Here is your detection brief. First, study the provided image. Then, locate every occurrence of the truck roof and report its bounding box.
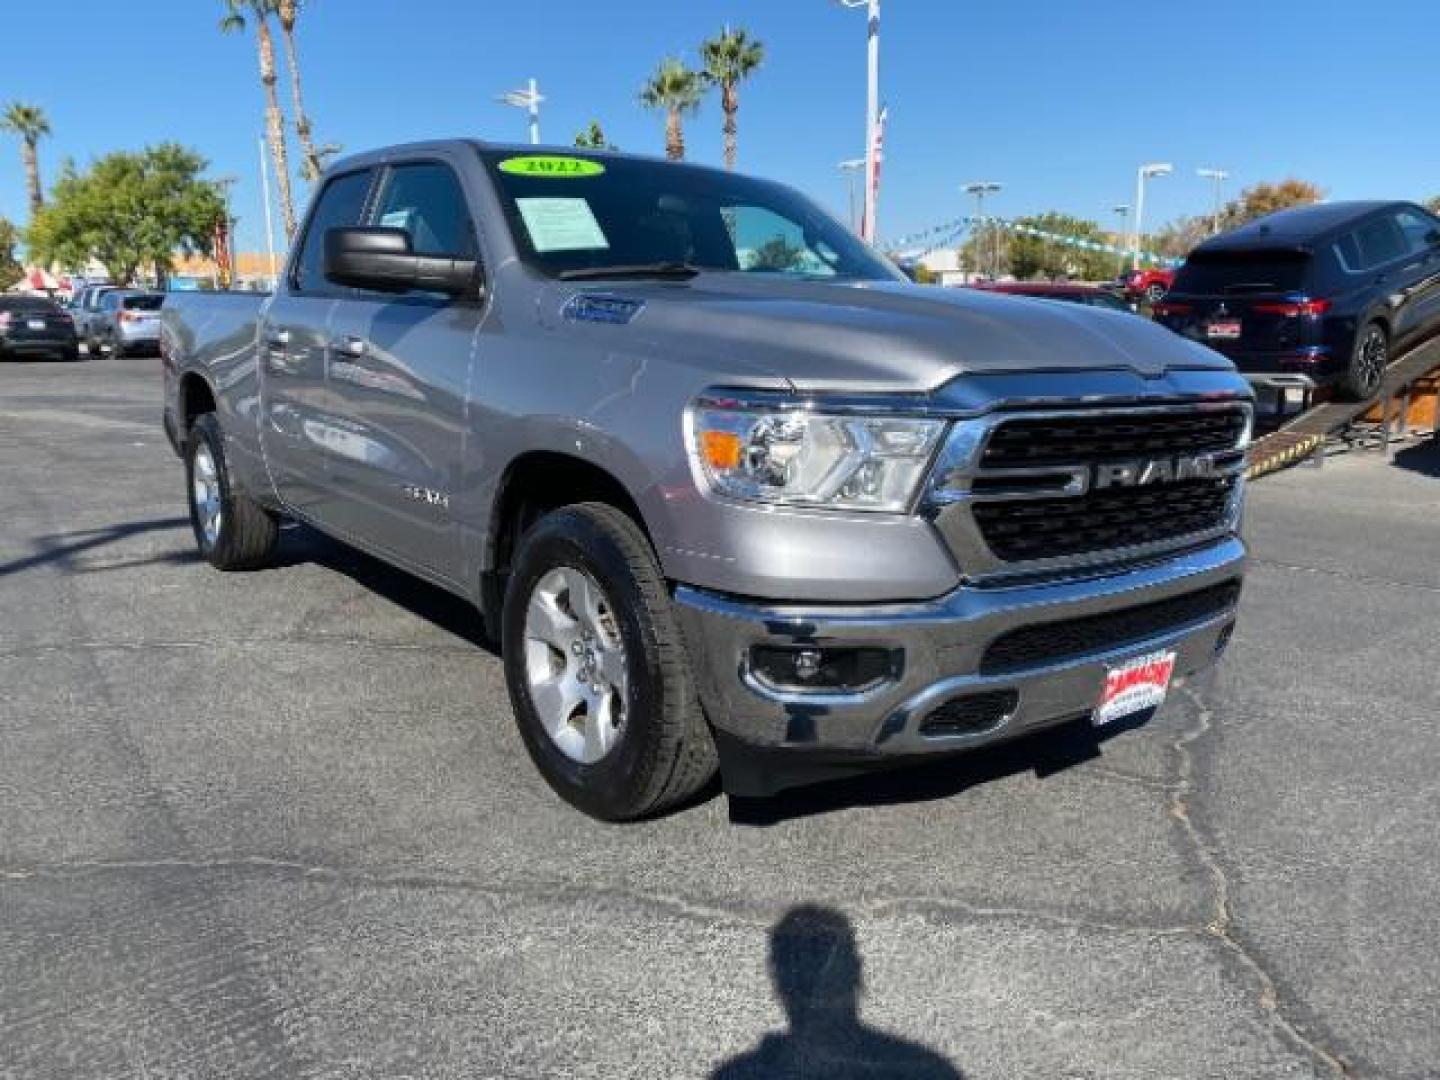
[323,138,761,184]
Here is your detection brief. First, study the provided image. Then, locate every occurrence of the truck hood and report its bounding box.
[556,275,1232,393]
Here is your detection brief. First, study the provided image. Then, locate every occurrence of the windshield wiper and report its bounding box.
[557,261,702,281]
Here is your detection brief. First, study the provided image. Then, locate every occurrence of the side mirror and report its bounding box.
[324,226,481,298]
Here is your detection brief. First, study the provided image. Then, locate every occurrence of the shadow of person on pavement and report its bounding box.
[710,905,963,1079]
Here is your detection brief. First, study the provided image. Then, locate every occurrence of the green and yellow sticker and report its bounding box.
[498,155,605,178]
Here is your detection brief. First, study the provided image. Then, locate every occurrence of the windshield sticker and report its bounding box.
[499,155,606,178]
[516,197,610,253]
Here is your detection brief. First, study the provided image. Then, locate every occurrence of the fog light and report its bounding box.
[748,646,900,694]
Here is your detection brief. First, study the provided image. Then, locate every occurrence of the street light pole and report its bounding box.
[963,182,1002,279]
[1132,162,1173,271]
[839,158,866,232]
[1197,167,1230,234]
[838,0,880,243]
[498,78,545,145]
[1112,204,1130,278]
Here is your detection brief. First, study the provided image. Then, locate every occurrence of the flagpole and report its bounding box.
[259,136,279,289]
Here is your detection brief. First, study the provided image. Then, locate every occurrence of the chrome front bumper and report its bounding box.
[673,536,1245,793]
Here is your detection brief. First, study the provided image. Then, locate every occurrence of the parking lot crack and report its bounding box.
[1250,556,1440,595]
[1170,686,1352,1077]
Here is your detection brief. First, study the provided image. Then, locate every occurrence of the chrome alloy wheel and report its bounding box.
[191,442,223,549]
[523,566,629,764]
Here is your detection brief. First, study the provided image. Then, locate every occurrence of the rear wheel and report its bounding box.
[1145,282,1167,303]
[184,413,278,570]
[501,502,716,821]
[1341,321,1387,400]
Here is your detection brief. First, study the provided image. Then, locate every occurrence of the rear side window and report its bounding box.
[122,295,163,311]
[293,169,374,295]
[1354,216,1406,268]
[371,162,477,258]
[1171,252,1311,295]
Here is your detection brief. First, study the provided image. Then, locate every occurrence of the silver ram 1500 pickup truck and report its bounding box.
[162,140,1251,820]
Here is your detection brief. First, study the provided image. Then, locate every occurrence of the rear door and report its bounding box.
[320,156,485,583]
[258,167,375,518]
[1387,207,1440,343]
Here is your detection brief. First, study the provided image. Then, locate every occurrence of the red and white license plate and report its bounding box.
[1206,320,1241,340]
[1094,649,1177,727]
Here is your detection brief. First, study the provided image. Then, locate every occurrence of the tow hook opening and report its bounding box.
[918,689,1019,739]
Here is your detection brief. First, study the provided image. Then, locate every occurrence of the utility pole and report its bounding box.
[499,78,545,145]
[837,0,880,242]
[963,182,1002,279]
[839,158,865,232]
[1197,167,1230,234]
[1132,162,1172,270]
[1112,204,1130,277]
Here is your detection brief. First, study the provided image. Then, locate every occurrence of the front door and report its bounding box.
[258,167,374,518]
[321,158,485,584]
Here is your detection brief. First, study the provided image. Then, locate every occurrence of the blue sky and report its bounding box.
[3,0,1436,258]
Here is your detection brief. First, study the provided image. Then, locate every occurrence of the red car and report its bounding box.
[1118,267,1175,303]
[965,281,1133,312]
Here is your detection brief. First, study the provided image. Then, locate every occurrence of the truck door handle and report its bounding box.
[331,335,366,357]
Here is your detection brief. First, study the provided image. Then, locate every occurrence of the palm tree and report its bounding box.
[639,58,704,162]
[1,102,50,220]
[220,0,297,238]
[700,27,764,171]
[274,0,327,182]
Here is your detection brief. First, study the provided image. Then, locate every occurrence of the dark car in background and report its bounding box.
[0,295,80,362]
[1154,201,1440,399]
[967,281,1135,312]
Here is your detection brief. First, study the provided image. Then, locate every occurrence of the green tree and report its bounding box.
[700,26,764,171]
[220,0,297,238]
[1006,212,1114,280]
[958,222,1011,279]
[27,145,226,286]
[1,102,50,220]
[639,58,704,161]
[1148,215,1212,260]
[574,121,616,150]
[1218,178,1324,230]
[0,216,23,291]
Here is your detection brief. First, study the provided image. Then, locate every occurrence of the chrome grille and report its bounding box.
[928,402,1250,577]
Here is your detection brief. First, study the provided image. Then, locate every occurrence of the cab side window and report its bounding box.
[292,169,374,296]
[371,163,477,259]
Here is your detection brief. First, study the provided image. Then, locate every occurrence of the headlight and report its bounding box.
[687,400,946,512]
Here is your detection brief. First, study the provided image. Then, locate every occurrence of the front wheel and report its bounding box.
[501,502,716,821]
[1341,322,1387,401]
[184,413,278,570]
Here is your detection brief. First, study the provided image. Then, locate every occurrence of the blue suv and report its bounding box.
[1154,201,1440,399]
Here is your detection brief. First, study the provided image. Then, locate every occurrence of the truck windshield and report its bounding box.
[479,149,900,283]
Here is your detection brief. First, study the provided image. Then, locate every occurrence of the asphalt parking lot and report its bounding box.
[2,352,1438,1079]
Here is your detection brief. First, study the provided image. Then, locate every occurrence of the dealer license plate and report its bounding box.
[1206,320,1241,340]
[1094,649,1177,727]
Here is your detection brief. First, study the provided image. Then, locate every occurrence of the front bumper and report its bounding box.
[674,535,1244,795]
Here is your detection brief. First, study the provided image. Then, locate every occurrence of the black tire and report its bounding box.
[1340,321,1387,401]
[501,502,717,821]
[64,347,82,363]
[1145,283,1167,303]
[184,412,278,570]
